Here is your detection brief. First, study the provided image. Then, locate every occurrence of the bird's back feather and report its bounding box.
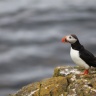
[79,48,96,67]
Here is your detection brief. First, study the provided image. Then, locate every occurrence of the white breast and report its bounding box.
[70,47,89,69]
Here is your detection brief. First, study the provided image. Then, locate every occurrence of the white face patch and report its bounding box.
[66,35,77,44]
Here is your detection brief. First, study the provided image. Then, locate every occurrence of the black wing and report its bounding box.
[79,48,96,67]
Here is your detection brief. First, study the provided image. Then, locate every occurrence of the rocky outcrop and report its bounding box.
[10,66,96,96]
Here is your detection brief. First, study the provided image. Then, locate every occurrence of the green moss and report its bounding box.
[39,77,68,96]
[11,82,40,96]
[53,67,61,77]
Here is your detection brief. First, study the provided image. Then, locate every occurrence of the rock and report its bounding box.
[10,66,96,96]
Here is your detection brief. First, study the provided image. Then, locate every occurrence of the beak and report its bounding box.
[61,36,67,43]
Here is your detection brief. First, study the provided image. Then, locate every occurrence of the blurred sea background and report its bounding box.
[0,0,96,96]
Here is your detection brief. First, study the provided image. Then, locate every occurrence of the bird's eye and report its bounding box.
[69,36,71,39]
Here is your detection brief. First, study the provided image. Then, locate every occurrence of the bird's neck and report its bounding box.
[71,40,84,50]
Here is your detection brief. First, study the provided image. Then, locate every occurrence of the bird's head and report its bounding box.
[61,34,78,44]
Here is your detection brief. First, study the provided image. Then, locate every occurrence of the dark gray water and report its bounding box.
[0,0,96,96]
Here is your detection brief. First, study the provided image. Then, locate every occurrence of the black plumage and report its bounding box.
[71,39,96,68]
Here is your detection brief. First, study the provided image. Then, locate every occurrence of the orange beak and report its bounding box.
[61,36,67,43]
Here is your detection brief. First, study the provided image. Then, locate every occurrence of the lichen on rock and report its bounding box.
[10,66,96,96]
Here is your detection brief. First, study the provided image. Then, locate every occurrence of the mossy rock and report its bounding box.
[10,77,68,96]
[40,77,68,96]
[10,66,96,96]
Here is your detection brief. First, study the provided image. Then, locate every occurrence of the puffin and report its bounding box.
[61,34,96,75]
